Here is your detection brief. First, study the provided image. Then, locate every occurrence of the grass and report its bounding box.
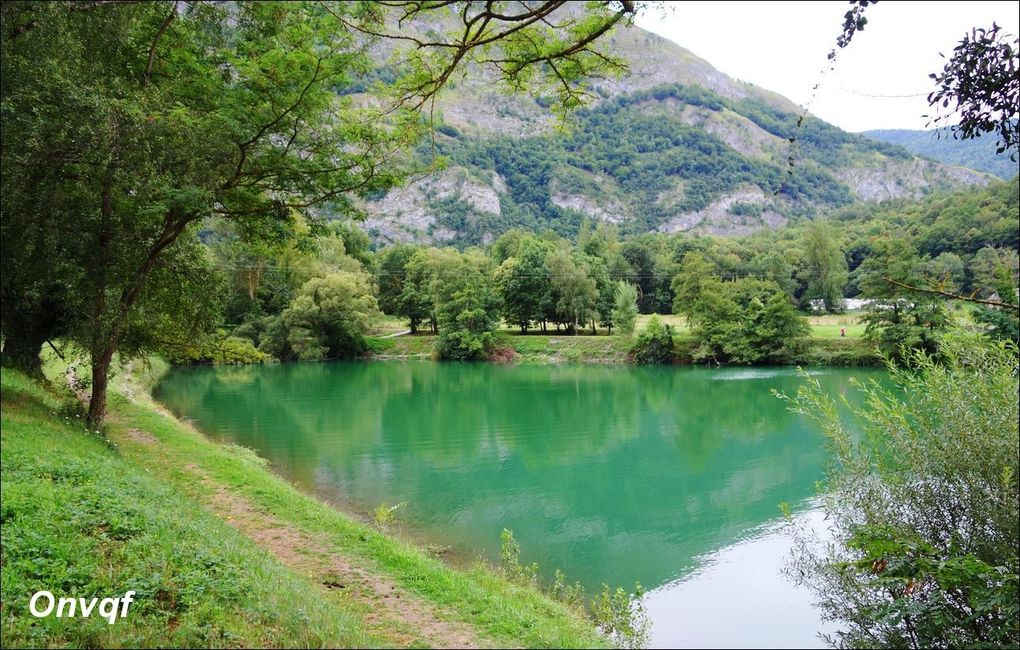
[0,370,373,648]
[367,314,412,337]
[1,362,609,648]
[805,312,866,340]
[500,334,632,364]
[369,311,876,365]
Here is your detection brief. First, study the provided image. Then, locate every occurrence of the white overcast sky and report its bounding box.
[634,1,1020,132]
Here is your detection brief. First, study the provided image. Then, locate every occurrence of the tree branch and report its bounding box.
[141,1,177,88]
[884,277,1019,312]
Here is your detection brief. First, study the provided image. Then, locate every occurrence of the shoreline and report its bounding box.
[0,356,609,649]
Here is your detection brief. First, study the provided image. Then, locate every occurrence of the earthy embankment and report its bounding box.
[0,361,607,649]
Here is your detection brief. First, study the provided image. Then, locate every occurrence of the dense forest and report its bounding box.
[865,126,1020,179]
[192,176,1019,366]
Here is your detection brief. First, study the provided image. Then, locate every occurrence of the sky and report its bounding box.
[634,1,1020,133]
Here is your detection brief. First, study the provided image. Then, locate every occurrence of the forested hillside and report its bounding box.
[358,20,993,247]
[864,127,1019,179]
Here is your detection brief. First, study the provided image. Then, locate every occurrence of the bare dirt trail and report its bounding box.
[108,427,488,649]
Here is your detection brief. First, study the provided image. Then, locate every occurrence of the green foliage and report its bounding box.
[377,244,423,331]
[589,584,651,650]
[671,251,715,318]
[631,315,675,364]
[161,334,271,366]
[372,501,407,534]
[745,292,812,362]
[495,235,554,332]
[611,282,639,335]
[927,24,1019,159]
[547,248,598,332]
[687,278,810,364]
[434,80,875,244]
[798,220,849,313]
[433,251,501,360]
[401,249,440,334]
[783,337,1019,648]
[500,529,539,587]
[281,271,380,360]
[0,371,370,648]
[856,238,950,360]
[551,570,586,611]
[499,528,648,649]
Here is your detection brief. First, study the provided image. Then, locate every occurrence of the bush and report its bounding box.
[631,315,675,364]
[782,335,1019,648]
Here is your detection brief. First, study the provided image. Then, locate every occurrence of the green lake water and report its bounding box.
[155,361,883,648]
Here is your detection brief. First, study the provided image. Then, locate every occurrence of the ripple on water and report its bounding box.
[710,369,827,381]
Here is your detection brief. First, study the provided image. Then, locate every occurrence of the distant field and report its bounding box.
[635,313,688,331]
[377,311,870,347]
[807,312,866,339]
[368,314,411,336]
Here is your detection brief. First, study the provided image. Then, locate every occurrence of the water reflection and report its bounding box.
[156,361,879,600]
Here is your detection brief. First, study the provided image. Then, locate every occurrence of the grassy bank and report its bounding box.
[368,311,881,367]
[0,364,608,648]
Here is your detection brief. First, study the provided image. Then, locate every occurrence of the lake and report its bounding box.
[155,360,883,648]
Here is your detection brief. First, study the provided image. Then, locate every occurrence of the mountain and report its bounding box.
[358,19,993,247]
[862,128,1019,180]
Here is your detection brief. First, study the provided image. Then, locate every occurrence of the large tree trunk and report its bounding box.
[86,347,114,427]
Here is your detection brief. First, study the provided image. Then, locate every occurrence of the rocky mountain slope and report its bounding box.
[358,18,992,247]
[863,128,1019,180]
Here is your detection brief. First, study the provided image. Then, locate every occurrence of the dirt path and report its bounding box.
[115,431,487,648]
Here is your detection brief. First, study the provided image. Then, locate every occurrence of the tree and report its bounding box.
[631,315,675,364]
[0,0,638,424]
[587,257,614,334]
[671,251,715,320]
[376,244,420,330]
[546,248,598,334]
[402,249,440,334]
[281,271,379,360]
[798,220,848,313]
[745,291,811,363]
[433,251,501,360]
[687,277,809,365]
[927,24,1020,159]
[856,237,949,360]
[494,235,553,333]
[611,281,639,336]
[783,336,1019,649]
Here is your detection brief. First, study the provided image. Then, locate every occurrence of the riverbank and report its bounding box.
[363,311,880,366]
[0,361,608,648]
[369,330,882,366]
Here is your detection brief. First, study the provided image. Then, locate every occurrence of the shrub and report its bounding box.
[631,315,675,364]
[781,335,1019,648]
